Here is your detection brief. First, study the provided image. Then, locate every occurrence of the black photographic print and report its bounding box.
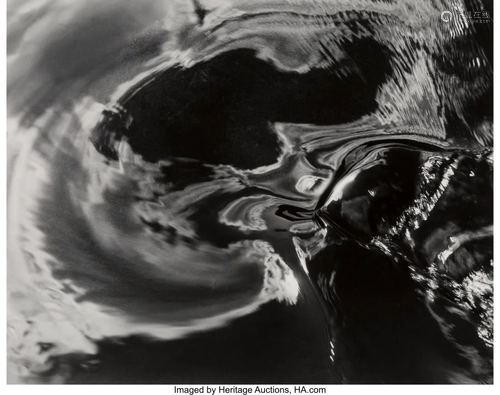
[6,0,493,385]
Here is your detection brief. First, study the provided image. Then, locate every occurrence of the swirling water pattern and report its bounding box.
[7,0,492,383]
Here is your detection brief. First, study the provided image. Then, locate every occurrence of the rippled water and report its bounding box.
[7,0,493,384]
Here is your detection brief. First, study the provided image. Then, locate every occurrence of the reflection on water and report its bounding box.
[7,0,492,384]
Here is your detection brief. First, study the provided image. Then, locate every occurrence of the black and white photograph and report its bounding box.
[5,0,494,385]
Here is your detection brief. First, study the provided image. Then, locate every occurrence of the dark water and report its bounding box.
[7,0,493,384]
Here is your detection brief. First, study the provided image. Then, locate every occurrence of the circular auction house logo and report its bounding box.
[441,10,453,22]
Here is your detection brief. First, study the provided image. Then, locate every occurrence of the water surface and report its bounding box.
[7,0,493,384]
